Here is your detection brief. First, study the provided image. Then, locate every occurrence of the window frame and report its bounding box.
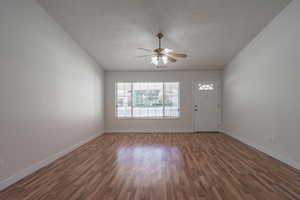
[115,81,180,119]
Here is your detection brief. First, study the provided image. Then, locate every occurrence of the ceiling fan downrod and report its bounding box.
[157,33,163,50]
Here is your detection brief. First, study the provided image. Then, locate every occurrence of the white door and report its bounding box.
[193,81,221,132]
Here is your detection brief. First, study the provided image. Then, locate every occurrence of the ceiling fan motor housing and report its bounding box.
[157,33,164,39]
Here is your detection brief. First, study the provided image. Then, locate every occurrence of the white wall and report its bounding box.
[105,70,221,132]
[0,0,104,189]
[222,0,300,169]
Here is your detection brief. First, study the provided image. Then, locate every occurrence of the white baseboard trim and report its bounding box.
[0,131,104,191]
[104,130,195,133]
[221,131,300,171]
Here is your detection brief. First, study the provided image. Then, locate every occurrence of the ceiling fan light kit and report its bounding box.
[138,33,187,68]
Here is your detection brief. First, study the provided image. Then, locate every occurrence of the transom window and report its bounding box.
[116,82,180,118]
[198,83,214,91]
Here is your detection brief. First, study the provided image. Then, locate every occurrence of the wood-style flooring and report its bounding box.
[0,133,300,200]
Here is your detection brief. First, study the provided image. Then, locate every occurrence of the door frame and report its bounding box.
[192,80,221,132]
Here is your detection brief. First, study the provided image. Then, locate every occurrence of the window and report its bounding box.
[198,83,214,91]
[116,82,180,118]
[116,82,132,117]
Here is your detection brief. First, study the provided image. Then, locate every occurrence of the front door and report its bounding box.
[193,81,221,132]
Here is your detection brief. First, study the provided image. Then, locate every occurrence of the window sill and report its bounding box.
[116,117,180,120]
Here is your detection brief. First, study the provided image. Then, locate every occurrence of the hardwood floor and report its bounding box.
[1,133,300,200]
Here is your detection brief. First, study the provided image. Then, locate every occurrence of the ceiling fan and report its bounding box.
[138,33,187,68]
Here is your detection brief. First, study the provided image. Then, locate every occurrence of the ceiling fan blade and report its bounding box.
[169,52,187,58]
[166,55,177,63]
[137,54,155,58]
[138,48,153,52]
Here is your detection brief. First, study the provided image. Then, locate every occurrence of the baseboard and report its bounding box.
[104,130,195,133]
[221,131,300,171]
[0,131,104,191]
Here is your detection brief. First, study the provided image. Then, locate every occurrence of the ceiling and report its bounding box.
[38,0,290,71]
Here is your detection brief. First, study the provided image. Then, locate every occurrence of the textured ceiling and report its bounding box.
[38,0,290,71]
